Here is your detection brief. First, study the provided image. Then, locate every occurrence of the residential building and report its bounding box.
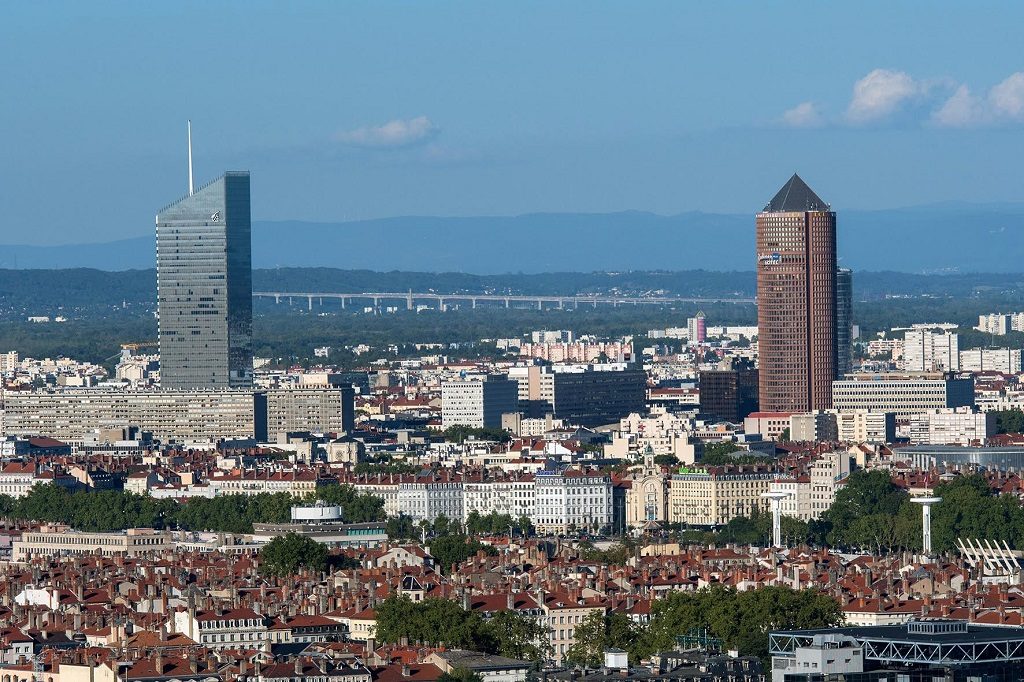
[960,348,1022,374]
[903,329,959,372]
[756,174,837,412]
[262,387,355,438]
[770,451,850,522]
[789,412,838,442]
[13,526,173,562]
[835,410,895,443]
[687,312,706,344]
[831,373,974,419]
[157,170,252,389]
[462,475,535,524]
[909,407,995,445]
[534,470,613,534]
[172,607,268,651]
[668,468,774,526]
[442,375,519,429]
[743,412,794,440]
[1,388,257,444]
[398,474,464,523]
[977,313,1012,336]
[209,469,334,497]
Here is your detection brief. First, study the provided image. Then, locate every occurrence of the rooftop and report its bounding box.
[763,173,829,213]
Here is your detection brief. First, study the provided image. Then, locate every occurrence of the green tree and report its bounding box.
[993,409,1024,434]
[565,612,640,667]
[822,470,908,547]
[387,513,418,540]
[258,533,328,577]
[653,454,679,466]
[429,534,497,573]
[486,610,551,662]
[311,484,386,523]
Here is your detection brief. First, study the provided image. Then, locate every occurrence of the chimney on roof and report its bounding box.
[402,664,411,678]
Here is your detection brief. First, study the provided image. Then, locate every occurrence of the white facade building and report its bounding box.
[441,375,519,429]
[533,470,612,534]
[908,408,995,445]
[398,478,464,522]
[959,348,1022,374]
[462,476,535,523]
[903,330,959,372]
[834,411,896,443]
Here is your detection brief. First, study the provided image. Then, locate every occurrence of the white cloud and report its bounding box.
[781,101,824,128]
[931,84,984,128]
[333,116,439,147]
[846,68,923,124]
[930,72,1024,127]
[989,72,1024,120]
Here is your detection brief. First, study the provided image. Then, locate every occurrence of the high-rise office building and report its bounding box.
[756,174,837,412]
[156,129,252,389]
[836,268,853,378]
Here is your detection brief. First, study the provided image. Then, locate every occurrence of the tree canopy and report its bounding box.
[258,533,328,576]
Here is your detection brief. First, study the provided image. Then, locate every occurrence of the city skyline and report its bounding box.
[5,2,1024,247]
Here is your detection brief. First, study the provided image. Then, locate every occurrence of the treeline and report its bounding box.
[0,483,386,534]
[678,471,1024,554]
[373,586,840,665]
[568,586,841,664]
[375,595,550,661]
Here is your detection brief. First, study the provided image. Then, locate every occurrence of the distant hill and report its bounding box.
[6,203,1024,273]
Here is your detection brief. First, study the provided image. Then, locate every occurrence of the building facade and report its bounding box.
[835,268,853,378]
[262,387,355,438]
[699,367,758,423]
[756,174,837,412]
[668,469,773,527]
[156,171,253,389]
[2,388,257,444]
[903,330,959,372]
[831,374,974,419]
[534,470,613,534]
[441,376,519,429]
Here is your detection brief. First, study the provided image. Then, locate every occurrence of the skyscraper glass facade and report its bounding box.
[156,172,252,389]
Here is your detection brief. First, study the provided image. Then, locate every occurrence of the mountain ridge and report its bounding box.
[5,203,1024,273]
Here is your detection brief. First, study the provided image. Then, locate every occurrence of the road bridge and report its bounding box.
[253,291,755,311]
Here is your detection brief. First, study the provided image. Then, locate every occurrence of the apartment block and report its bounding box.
[959,348,1022,374]
[2,388,257,444]
[668,469,773,526]
[831,374,974,419]
[534,470,613,534]
[835,410,896,443]
[908,408,995,445]
[441,375,519,429]
[903,330,959,372]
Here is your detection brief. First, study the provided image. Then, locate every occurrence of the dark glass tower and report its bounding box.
[756,174,837,412]
[156,172,253,389]
[836,267,853,378]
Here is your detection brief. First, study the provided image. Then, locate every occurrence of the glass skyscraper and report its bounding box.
[156,171,253,389]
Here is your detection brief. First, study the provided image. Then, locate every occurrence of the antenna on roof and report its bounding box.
[187,120,195,197]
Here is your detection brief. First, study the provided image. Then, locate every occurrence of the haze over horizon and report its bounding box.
[6,2,1024,248]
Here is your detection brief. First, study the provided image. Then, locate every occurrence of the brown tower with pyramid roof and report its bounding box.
[756,174,837,412]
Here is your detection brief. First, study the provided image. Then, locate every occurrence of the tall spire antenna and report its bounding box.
[187,120,195,196]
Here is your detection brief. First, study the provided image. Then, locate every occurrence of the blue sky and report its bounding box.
[4,1,1024,244]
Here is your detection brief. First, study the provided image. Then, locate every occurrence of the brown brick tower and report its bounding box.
[756,174,837,412]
